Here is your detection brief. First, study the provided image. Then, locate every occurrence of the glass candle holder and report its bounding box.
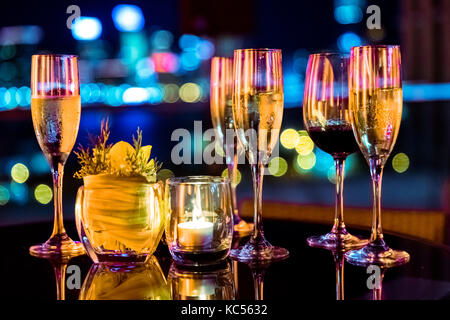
[168,261,235,300]
[165,176,234,266]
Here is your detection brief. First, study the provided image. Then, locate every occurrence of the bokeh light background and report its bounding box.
[0,0,448,229]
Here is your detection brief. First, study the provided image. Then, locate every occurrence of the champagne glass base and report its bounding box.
[344,242,410,267]
[30,233,85,258]
[307,231,368,250]
[230,239,289,263]
[234,220,254,237]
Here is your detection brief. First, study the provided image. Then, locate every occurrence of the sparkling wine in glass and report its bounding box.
[210,56,253,236]
[230,49,289,262]
[303,53,368,250]
[344,45,409,267]
[30,54,84,257]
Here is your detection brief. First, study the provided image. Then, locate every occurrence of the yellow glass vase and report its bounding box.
[75,174,164,264]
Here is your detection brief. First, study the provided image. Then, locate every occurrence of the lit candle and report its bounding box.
[178,220,213,247]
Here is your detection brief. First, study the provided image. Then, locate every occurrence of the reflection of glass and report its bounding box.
[79,256,170,300]
[210,57,253,236]
[168,262,235,300]
[345,45,409,267]
[250,264,267,300]
[371,268,386,300]
[30,54,84,257]
[303,53,367,250]
[332,250,345,300]
[230,49,289,263]
[165,176,234,266]
[75,178,165,264]
[30,253,76,300]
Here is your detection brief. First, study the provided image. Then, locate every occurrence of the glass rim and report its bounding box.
[351,45,400,50]
[211,56,232,61]
[32,54,78,59]
[234,48,281,53]
[166,175,229,186]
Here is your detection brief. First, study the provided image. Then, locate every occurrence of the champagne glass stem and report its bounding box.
[369,158,385,245]
[250,162,264,242]
[332,157,346,233]
[51,161,66,237]
[228,153,241,223]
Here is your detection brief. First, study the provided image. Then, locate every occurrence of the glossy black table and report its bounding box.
[2,220,450,300]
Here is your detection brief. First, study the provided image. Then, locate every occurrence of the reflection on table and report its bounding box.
[79,256,170,300]
[168,261,235,300]
[4,220,450,300]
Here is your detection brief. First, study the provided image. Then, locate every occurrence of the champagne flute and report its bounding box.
[303,53,368,250]
[30,54,84,257]
[230,49,289,262]
[344,45,409,267]
[210,56,253,236]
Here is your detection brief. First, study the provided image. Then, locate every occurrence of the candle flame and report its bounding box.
[192,185,204,222]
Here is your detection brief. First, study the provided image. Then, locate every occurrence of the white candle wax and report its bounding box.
[178,220,214,247]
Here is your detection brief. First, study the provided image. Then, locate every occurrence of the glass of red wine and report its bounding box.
[302,53,368,250]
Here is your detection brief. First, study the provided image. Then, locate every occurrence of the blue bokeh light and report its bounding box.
[284,73,303,107]
[30,153,49,174]
[72,17,102,41]
[151,30,173,50]
[180,51,201,71]
[112,4,145,32]
[10,182,28,205]
[337,32,362,53]
[179,34,200,51]
[195,40,215,60]
[334,5,363,24]
[123,87,150,104]
[312,148,334,177]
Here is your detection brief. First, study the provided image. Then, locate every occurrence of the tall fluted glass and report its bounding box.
[230,49,289,262]
[303,53,367,250]
[210,57,253,236]
[345,45,409,267]
[30,54,84,257]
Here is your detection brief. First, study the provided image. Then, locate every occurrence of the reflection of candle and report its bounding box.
[179,278,216,299]
[178,220,213,247]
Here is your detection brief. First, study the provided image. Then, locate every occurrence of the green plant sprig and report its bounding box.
[74,120,161,182]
